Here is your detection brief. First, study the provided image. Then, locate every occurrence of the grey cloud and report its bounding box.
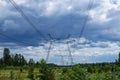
[0,0,120,64]
[0,37,119,64]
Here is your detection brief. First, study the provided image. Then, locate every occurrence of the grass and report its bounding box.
[0,66,120,80]
[0,69,30,80]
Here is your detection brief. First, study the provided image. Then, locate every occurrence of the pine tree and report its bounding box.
[118,52,120,62]
[28,66,34,80]
[39,59,55,80]
[3,48,12,66]
[13,54,19,66]
[21,55,27,66]
[0,58,4,67]
[28,58,35,66]
[13,53,27,66]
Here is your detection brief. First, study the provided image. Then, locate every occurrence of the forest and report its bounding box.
[0,48,120,80]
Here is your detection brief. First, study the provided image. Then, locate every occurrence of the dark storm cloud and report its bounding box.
[0,0,120,46]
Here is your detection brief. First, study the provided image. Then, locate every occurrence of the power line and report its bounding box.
[78,0,94,40]
[45,34,59,62]
[66,41,74,65]
[6,0,94,65]
[45,40,53,62]
[8,0,47,41]
[65,0,95,65]
[0,32,35,46]
[46,34,73,65]
[48,34,71,41]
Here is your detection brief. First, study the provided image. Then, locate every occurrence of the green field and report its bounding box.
[0,48,120,80]
[0,64,120,80]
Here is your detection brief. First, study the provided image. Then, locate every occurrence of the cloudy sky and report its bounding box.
[0,0,120,65]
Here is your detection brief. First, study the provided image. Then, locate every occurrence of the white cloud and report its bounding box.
[0,37,119,64]
[0,0,7,6]
[0,0,90,17]
[14,0,28,5]
[0,0,120,64]
[0,0,20,19]
[89,0,120,23]
[0,0,119,20]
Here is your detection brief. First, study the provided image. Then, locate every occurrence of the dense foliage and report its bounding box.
[0,48,27,67]
[0,48,120,80]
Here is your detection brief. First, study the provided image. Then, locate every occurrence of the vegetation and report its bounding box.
[0,48,120,80]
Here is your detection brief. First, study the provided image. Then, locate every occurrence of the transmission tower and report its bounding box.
[55,54,69,65]
[45,34,74,66]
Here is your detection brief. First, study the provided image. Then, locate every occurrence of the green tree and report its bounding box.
[0,58,4,67]
[28,66,34,80]
[60,68,74,80]
[28,58,35,66]
[28,58,35,80]
[18,54,27,66]
[87,65,95,73]
[38,59,55,80]
[3,48,12,66]
[118,52,120,63]
[72,65,87,80]
[13,54,19,66]
[20,55,27,66]
[13,54,27,66]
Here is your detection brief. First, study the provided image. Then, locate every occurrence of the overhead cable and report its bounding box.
[8,0,47,40]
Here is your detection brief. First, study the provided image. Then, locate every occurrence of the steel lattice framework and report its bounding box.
[0,0,94,65]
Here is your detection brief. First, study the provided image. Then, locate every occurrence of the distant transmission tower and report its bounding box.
[45,34,74,66]
[55,54,69,65]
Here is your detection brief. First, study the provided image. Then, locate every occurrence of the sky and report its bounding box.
[0,0,120,65]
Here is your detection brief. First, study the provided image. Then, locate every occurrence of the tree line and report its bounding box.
[0,48,120,80]
[0,48,40,67]
[0,48,56,80]
[0,48,120,67]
